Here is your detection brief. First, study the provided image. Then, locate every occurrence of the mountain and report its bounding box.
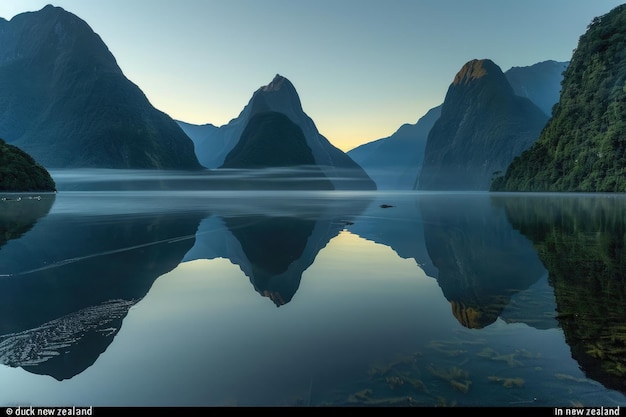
[345,60,564,190]
[492,5,626,192]
[0,138,56,191]
[0,5,202,169]
[347,105,442,190]
[505,60,569,117]
[177,74,376,190]
[416,59,549,191]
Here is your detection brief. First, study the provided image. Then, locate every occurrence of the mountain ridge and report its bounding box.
[505,60,569,117]
[347,105,442,190]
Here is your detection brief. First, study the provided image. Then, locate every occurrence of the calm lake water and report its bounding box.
[1,170,625,407]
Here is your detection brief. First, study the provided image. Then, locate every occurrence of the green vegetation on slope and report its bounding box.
[0,138,56,192]
[492,4,626,192]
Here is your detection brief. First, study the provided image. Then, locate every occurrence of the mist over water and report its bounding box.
[49,167,373,192]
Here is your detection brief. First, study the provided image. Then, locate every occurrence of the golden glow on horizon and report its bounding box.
[305,229,430,283]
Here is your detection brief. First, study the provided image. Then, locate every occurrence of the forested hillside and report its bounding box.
[0,138,55,192]
[492,4,626,192]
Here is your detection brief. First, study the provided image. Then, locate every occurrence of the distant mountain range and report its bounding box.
[505,60,569,118]
[3,2,624,193]
[347,106,442,190]
[0,6,373,190]
[0,5,202,170]
[349,60,566,190]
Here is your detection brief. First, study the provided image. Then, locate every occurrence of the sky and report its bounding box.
[0,1,624,152]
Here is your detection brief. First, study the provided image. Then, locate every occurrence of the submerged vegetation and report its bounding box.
[309,333,567,407]
[487,375,525,388]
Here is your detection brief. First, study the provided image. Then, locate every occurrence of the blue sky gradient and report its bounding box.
[1,0,624,151]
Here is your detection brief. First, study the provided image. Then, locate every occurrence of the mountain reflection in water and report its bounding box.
[500,194,626,394]
[0,175,625,407]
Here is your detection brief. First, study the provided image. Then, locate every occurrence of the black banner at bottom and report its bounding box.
[0,406,623,414]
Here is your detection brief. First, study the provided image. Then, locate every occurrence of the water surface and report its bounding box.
[1,173,625,407]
